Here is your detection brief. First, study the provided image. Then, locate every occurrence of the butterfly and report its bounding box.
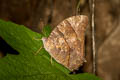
[42,15,88,71]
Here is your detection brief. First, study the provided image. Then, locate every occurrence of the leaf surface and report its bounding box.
[0,20,101,80]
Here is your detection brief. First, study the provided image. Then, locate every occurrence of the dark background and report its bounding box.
[0,0,120,80]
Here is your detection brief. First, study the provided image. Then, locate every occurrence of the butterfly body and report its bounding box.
[42,15,88,71]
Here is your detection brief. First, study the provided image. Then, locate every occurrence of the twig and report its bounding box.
[91,0,96,74]
[76,0,81,15]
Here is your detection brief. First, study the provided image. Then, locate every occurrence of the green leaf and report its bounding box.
[42,25,52,37]
[0,19,101,80]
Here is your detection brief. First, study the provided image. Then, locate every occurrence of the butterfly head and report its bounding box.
[41,37,48,44]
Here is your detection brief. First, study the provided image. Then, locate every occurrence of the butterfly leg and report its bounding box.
[32,37,42,41]
[34,46,43,55]
[50,56,53,65]
[32,37,43,55]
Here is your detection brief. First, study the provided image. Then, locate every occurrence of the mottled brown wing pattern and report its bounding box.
[42,27,70,68]
[42,15,88,71]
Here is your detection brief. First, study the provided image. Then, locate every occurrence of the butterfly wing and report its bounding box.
[43,27,70,68]
[64,15,88,70]
[43,15,88,71]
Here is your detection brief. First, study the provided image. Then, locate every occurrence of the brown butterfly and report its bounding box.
[42,15,88,71]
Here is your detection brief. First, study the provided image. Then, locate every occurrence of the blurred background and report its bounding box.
[0,0,120,80]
